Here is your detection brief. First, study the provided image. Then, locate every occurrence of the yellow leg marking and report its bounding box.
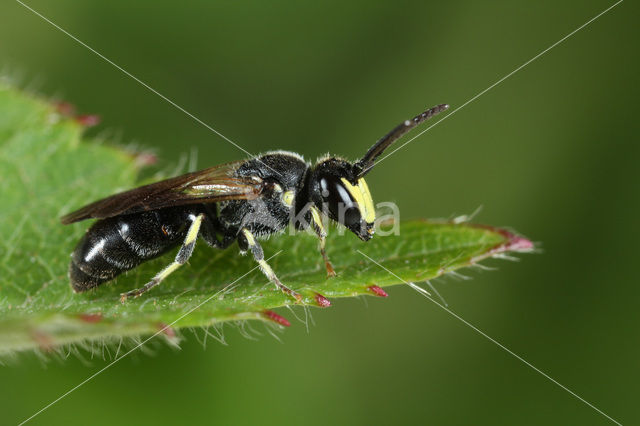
[185,214,203,244]
[241,228,256,247]
[120,260,183,303]
[242,228,301,302]
[310,206,326,236]
[259,258,301,302]
[157,262,181,281]
[258,259,276,280]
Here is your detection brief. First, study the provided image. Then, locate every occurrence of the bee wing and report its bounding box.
[61,161,263,224]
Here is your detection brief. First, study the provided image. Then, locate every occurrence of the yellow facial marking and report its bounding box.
[357,178,376,223]
[340,178,376,223]
[282,190,295,207]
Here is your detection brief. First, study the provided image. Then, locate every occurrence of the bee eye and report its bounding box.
[319,175,361,228]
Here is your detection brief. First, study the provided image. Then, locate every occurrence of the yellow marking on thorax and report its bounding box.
[340,177,376,223]
[282,190,295,207]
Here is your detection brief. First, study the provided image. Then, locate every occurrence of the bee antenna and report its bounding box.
[353,103,449,178]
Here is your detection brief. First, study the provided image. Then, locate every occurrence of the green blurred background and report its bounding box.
[1,0,638,424]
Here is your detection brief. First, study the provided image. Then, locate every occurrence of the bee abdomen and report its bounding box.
[69,209,188,292]
[69,259,115,292]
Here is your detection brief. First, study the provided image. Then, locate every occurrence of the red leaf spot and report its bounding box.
[31,331,54,352]
[54,101,76,116]
[78,313,103,323]
[367,285,388,297]
[75,114,101,127]
[157,322,176,338]
[262,310,290,327]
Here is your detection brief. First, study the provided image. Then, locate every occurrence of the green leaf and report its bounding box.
[0,83,532,355]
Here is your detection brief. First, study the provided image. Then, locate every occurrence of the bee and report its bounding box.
[62,104,449,302]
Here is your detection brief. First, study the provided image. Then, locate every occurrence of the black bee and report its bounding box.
[62,104,448,302]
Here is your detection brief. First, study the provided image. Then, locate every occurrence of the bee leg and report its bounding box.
[239,228,302,303]
[310,206,335,277]
[120,213,204,302]
[318,236,335,277]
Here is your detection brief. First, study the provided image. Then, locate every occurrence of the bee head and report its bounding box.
[310,158,375,241]
[307,104,449,241]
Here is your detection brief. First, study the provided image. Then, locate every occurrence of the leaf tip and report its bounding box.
[263,310,291,327]
[314,293,331,308]
[471,224,534,253]
[367,285,388,297]
[506,236,533,252]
